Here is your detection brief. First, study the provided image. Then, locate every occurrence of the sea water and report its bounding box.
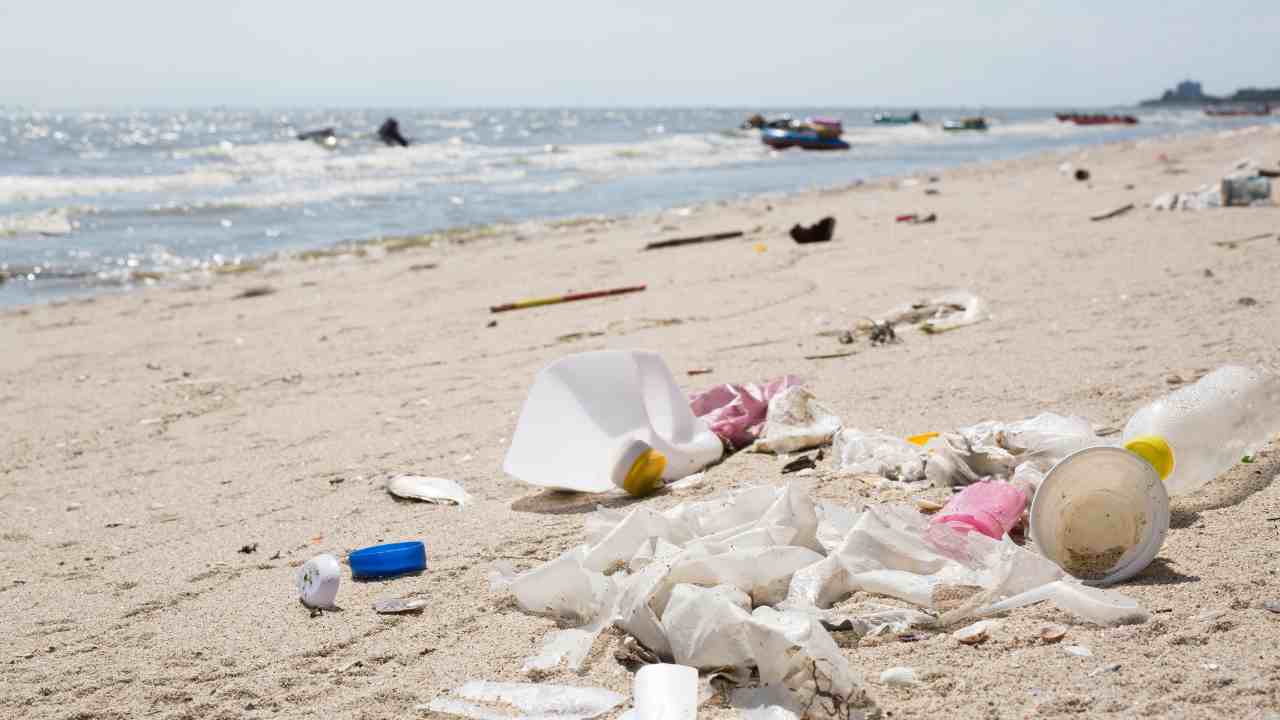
[0,106,1274,306]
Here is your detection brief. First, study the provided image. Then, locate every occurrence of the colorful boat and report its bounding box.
[761,128,850,150]
[873,112,922,125]
[942,117,988,132]
[1205,104,1271,117]
[1057,113,1138,125]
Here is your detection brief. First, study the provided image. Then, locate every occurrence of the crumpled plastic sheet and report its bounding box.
[880,290,990,334]
[493,482,1146,719]
[781,503,1147,626]
[689,376,801,450]
[752,386,842,454]
[918,290,990,333]
[924,412,1100,488]
[422,681,626,720]
[1152,186,1222,211]
[834,430,925,482]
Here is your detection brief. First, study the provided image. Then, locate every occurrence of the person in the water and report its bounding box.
[377,118,409,147]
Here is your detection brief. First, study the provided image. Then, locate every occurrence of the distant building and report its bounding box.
[1162,80,1207,103]
[1140,79,1217,106]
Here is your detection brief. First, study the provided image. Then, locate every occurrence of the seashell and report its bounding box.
[1039,623,1068,643]
[954,619,999,645]
[915,498,945,514]
[386,475,472,506]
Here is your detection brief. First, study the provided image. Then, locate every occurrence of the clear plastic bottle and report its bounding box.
[1122,365,1280,496]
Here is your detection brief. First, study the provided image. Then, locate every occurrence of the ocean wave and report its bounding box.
[0,170,236,203]
[0,208,75,236]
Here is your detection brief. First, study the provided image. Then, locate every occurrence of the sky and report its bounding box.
[2,1,1278,108]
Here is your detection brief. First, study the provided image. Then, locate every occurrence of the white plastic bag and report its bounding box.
[752,387,842,454]
[834,430,925,482]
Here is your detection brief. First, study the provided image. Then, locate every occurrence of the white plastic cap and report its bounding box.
[298,553,342,609]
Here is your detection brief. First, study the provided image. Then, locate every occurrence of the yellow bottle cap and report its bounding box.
[1123,435,1174,480]
[613,440,668,497]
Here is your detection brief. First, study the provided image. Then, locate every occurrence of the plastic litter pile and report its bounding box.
[490,481,1146,719]
[429,354,1280,719]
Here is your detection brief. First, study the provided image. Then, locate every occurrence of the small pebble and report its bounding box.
[1088,663,1121,677]
[1201,662,1220,671]
[954,620,999,645]
[1064,645,1092,657]
[1262,599,1279,614]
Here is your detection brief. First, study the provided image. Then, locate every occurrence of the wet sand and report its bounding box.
[2,125,1279,719]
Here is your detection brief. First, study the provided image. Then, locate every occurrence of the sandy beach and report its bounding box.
[3,125,1280,719]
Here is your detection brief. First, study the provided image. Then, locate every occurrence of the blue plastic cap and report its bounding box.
[348,541,427,579]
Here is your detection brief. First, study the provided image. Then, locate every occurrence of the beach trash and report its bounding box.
[422,681,625,720]
[930,479,1028,539]
[751,386,842,454]
[1122,365,1280,496]
[979,580,1147,624]
[1029,440,1171,584]
[297,553,341,609]
[385,475,472,506]
[834,429,925,481]
[789,216,835,244]
[690,375,800,449]
[634,664,697,720]
[348,540,427,580]
[1221,175,1272,206]
[505,351,724,495]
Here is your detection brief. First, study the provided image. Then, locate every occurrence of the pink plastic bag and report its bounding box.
[930,479,1028,539]
[689,376,801,450]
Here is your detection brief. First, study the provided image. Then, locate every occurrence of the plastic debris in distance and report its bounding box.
[504,351,724,494]
[422,681,625,720]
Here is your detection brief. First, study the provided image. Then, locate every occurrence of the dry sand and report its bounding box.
[3,125,1280,719]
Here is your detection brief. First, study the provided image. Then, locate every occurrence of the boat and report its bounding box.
[741,113,797,129]
[1057,113,1138,125]
[942,117,988,132]
[761,128,850,150]
[1204,104,1271,117]
[873,112,922,125]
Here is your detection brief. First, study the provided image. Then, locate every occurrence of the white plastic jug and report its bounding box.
[504,350,724,495]
[1122,365,1280,496]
